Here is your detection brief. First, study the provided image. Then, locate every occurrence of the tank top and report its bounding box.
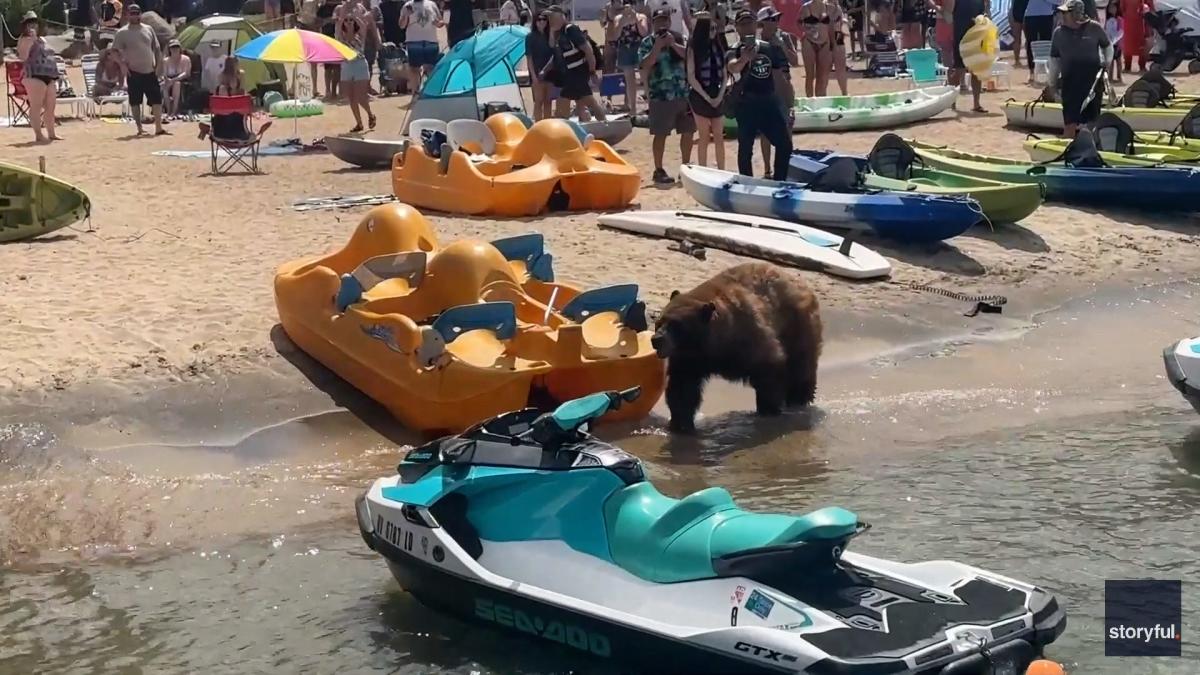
[24,38,59,80]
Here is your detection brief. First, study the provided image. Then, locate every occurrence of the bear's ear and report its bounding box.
[700,302,717,322]
[669,290,680,300]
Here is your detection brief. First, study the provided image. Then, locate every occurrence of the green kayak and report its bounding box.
[790,135,1045,224]
[0,161,91,243]
[1023,138,1198,166]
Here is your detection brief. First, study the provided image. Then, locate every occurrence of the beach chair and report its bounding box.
[902,48,946,85]
[1031,41,1053,84]
[80,53,129,117]
[206,95,272,175]
[53,59,92,119]
[4,61,30,126]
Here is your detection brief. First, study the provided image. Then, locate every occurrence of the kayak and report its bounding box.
[1002,100,1189,132]
[679,163,983,242]
[906,139,1200,210]
[1022,137,1200,166]
[724,85,956,134]
[1134,131,1200,151]
[0,160,92,243]
[790,148,1044,224]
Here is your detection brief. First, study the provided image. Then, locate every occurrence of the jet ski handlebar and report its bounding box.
[527,387,641,449]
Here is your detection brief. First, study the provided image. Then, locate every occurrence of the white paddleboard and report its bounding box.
[598,210,892,280]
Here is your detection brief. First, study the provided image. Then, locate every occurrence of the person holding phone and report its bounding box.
[639,8,694,185]
[726,8,792,180]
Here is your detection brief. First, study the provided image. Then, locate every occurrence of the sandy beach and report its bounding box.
[4,47,1199,406]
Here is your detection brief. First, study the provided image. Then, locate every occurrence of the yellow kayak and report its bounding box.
[1022,138,1196,166]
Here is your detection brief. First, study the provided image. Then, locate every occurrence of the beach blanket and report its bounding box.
[292,195,396,212]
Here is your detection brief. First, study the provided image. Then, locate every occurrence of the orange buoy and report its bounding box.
[1026,659,1066,675]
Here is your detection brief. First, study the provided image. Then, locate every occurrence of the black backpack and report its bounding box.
[806,157,865,193]
[1061,129,1107,168]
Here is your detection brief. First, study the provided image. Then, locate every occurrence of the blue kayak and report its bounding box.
[679,163,984,243]
[907,138,1200,210]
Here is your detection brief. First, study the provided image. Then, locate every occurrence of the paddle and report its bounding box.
[665,210,856,253]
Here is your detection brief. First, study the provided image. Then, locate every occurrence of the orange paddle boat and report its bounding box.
[274,202,664,434]
[391,114,640,217]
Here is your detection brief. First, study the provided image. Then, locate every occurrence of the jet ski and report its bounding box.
[1164,337,1200,413]
[356,388,1068,674]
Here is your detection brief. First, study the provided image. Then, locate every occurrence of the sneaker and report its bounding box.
[652,169,674,185]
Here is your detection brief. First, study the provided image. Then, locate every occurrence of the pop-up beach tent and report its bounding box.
[404,25,530,134]
[178,14,287,94]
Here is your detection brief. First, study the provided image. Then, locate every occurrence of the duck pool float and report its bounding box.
[391,113,640,217]
[274,203,664,434]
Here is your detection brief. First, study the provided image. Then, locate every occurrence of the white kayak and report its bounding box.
[725,86,958,133]
[575,113,633,146]
[1002,100,1189,132]
[324,135,409,168]
[598,210,892,280]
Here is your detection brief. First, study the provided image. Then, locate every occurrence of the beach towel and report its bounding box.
[291,195,397,212]
[154,146,301,158]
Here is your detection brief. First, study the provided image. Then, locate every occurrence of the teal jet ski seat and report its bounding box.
[603,482,860,583]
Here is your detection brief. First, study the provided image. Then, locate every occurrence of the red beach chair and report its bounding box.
[5,61,30,127]
[206,94,272,175]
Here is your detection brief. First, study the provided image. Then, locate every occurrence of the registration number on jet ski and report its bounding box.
[474,599,612,657]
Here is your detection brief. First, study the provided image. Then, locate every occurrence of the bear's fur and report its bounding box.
[651,263,822,433]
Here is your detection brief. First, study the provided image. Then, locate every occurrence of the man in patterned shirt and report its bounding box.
[639,8,695,185]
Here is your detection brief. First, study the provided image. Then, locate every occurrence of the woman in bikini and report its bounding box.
[799,0,840,97]
[16,11,61,144]
[161,40,191,119]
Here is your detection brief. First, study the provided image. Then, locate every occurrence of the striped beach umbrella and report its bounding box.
[234,28,358,64]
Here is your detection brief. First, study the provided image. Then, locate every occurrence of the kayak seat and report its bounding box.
[868,133,919,180]
[1092,112,1135,154]
[1178,101,1200,139]
[1061,128,1107,168]
[1121,78,1163,108]
[490,232,555,282]
[603,481,860,583]
[806,156,864,193]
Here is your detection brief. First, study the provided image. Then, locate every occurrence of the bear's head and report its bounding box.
[651,290,717,359]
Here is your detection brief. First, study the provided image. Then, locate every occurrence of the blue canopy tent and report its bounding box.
[404,25,531,134]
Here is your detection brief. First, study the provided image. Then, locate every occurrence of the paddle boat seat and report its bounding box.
[336,251,428,311]
[447,119,498,156]
[490,233,555,282]
[604,482,860,583]
[425,301,531,370]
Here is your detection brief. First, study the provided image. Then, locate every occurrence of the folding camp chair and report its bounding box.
[5,61,30,127]
[206,95,272,175]
[54,59,91,119]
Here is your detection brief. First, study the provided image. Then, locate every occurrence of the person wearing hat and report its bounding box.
[726,7,793,180]
[638,7,694,185]
[647,0,693,40]
[113,4,168,137]
[1048,0,1112,137]
[161,39,191,119]
[16,10,62,144]
[544,5,608,121]
[757,4,797,174]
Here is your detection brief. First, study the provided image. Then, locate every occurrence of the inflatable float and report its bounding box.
[391,113,639,217]
[959,16,1000,80]
[274,203,664,434]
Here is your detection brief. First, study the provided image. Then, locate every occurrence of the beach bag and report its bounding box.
[421,128,448,157]
[958,16,999,80]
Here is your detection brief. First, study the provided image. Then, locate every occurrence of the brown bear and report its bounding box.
[651,263,822,433]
